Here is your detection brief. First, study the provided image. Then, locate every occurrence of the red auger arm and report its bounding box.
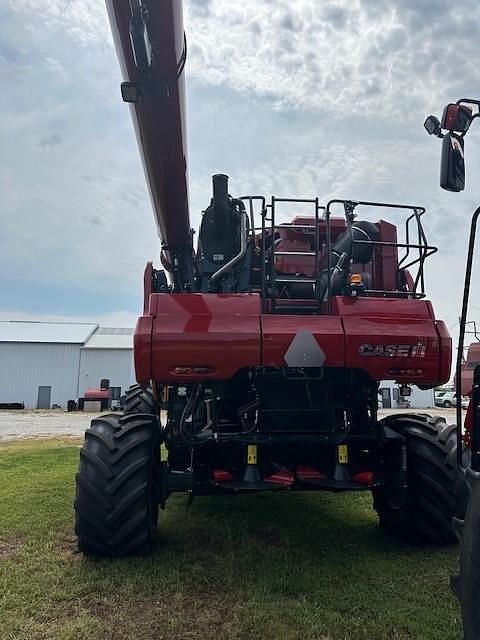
[106,0,192,284]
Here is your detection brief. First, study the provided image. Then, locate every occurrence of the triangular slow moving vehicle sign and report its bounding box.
[284,330,326,367]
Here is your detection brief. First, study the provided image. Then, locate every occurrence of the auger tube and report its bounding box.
[106,0,192,284]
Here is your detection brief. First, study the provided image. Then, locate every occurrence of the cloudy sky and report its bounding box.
[2,0,480,347]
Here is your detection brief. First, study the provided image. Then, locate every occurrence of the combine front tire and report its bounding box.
[75,413,160,557]
[373,414,468,544]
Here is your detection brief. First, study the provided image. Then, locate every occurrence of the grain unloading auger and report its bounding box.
[74,0,469,558]
[425,99,480,640]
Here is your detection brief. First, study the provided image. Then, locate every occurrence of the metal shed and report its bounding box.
[0,321,135,409]
[79,328,135,400]
[0,321,97,409]
[378,380,435,409]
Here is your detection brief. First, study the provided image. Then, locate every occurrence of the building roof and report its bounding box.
[82,327,133,350]
[0,321,98,344]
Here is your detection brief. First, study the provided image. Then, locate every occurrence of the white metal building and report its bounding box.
[378,380,435,409]
[78,328,135,400]
[0,321,135,409]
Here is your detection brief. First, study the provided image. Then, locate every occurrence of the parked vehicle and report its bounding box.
[435,391,457,408]
[435,391,469,409]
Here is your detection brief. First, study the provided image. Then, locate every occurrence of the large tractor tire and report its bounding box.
[124,384,157,415]
[75,412,160,557]
[373,414,468,544]
[452,467,480,640]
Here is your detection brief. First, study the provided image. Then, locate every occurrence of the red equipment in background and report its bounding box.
[460,341,480,397]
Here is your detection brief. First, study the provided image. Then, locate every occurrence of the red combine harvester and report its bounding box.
[74,0,468,558]
[459,341,480,397]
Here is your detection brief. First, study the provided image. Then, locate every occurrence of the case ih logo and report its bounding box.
[359,343,427,358]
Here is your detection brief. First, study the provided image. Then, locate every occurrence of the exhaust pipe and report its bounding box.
[212,174,230,236]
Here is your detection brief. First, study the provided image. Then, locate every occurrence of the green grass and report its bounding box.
[0,439,462,640]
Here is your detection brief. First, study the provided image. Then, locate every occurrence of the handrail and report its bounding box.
[325,198,435,300]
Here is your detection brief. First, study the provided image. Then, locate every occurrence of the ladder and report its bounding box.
[262,197,324,314]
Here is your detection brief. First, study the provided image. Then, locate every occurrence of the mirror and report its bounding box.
[440,133,465,192]
[441,103,472,134]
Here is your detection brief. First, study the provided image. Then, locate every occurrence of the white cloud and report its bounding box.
[6,0,109,45]
[44,56,66,77]
[184,0,480,117]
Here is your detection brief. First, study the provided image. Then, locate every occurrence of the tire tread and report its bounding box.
[373,413,468,545]
[75,412,160,557]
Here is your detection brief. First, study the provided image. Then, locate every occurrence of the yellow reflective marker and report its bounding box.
[160,443,169,463]
[247,444,258,465]
[338,444,348,464]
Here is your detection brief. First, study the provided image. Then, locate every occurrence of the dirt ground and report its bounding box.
[0,410,97,441]
[0,407,462,442]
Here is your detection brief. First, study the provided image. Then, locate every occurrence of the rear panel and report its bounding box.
[135,293,451,386]
[147,293,261,382]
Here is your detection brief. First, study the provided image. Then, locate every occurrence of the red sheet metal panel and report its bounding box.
[336,297,448,385]
[333,296,433,319]
[435,320,453,386]
[261,316,345,368]
[148,294,261,382]
[373,220,398,292]
[460,342,480,396]
[135,292,450,387]
[134,315,153,383]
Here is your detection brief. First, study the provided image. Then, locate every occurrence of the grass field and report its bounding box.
[0,439,463,640]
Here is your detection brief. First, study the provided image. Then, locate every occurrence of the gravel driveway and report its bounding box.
[0,407,463,442]
[0,410,98,441]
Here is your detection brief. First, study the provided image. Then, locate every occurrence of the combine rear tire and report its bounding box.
[75,413,160,557]
[373,414,468,544]
[124,384,157,415]
[452,467,480,640]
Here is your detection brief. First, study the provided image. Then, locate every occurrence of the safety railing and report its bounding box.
[324,199,437,311]
[239,196,437,314]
